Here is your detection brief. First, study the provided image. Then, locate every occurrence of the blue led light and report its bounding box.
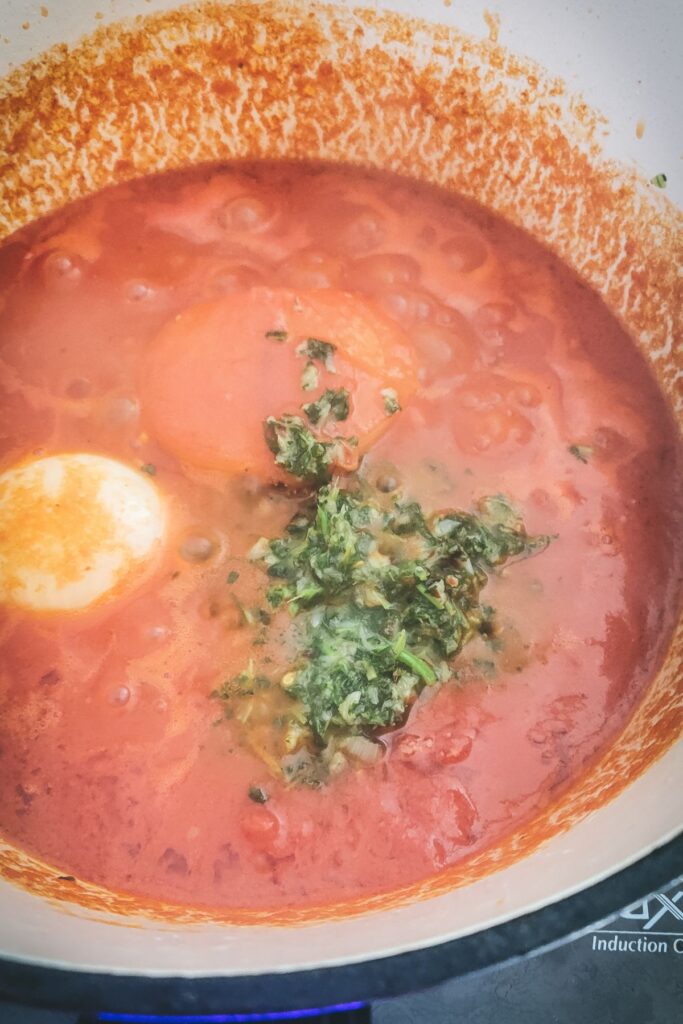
[97,1002,366,1022]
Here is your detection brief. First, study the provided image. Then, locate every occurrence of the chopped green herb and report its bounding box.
[381,387,401,415]
[296,338,336,370]
[248,484,551,742]
[215,387,554,785]
[248,785,269,803]
[396,647,437,684]
[265,329,288,342]
[568,443,593,464]
[303,387,350,425]
[300,361,320,392]
[263,415,356,483]
[140,463,157,476]
[650,173,667,189]
[227,570,240,584]
[214,661,260,699]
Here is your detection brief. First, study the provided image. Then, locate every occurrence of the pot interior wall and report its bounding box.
[0,0,680,973]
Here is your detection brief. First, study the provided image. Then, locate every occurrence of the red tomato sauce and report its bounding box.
[0,162,680,911]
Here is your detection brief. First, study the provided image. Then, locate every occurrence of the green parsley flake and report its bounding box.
[140,463,157,476]
[227,570,240,584]
[650,173,667,189]
[381,387,401,415]
[303,387,350,425]
[263,414,356,483]
[248,785,269,803]
[296,338,336,371]
[568,444,593,464]
[265,329,288,342]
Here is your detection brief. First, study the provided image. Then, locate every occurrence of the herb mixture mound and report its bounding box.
[217,408,551,786]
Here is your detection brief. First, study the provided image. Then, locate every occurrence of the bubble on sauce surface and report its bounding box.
[376,471,400,493]
[459,384,502,411]
[104,396,140,427]
[476,300,518,330]
[41,250,83,289]
[411,321,475,375]
[511,383,542,408]
[361,458,403,495]
[204,262,265,296]
[451,375,537,453]
[148,624,171,642]
[218,195,274,233]
[178,533,216,563]
[279,249,341,289]
[379,286,435,326]
[344,253,420,290]
[108,685,131,707]
[470,416,520,452]
[124,279,156,303]
[336,205,386,254]
[592,425,632,461]
[441,231,488,273]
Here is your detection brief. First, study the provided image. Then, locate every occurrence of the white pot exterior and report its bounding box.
[2,0,681,205]
[0,0,680,980]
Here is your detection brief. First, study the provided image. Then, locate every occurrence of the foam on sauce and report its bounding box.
[0,161,680,913]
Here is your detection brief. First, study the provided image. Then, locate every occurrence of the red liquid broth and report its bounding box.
[0,162,680,910]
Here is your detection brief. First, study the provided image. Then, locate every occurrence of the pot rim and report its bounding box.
[0,832,680,1015]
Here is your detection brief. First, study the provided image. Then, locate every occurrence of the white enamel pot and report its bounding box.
[0,0,681,1015]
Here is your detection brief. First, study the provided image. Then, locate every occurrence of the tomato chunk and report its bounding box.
[140,287,418,478]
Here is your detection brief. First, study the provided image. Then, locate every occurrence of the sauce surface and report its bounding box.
[0,162,680,911]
